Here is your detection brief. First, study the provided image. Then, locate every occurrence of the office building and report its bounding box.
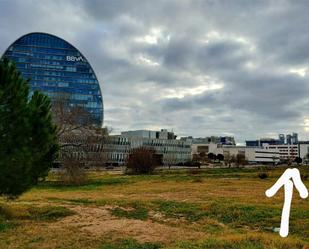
[279,134,285,144]
[263,144,298,161]
[2,32,103,126]
[59,129,192,166]
[121,129,177,140]
[191,143,279,164]
[182,136,235,145]
[285,133,298,145]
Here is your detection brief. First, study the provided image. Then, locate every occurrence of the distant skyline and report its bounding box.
[1,0,309,142]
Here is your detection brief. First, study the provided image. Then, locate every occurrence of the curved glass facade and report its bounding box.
[2,32,103,126]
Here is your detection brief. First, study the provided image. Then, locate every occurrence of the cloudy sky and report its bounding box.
[1,0,309,143]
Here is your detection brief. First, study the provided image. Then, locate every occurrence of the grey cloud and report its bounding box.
[1,0,309,142]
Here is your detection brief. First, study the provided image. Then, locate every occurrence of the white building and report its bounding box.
[107,130,191,166]
[263,143,298,161]
[122,129,176,140]
[253,147,280,164]
[59,130,192,167]
[182,136,236,145]
[191,143,280,164]
[296,142,309,163]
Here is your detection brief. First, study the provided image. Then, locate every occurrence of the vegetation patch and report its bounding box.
[46,197,118,207]
[153,200,207,222]
[177,234,304,249]
[151,199,288,230]
[157,166,309,181]
[28,206,75,221]
[289,209,309,239]
[201,219,225,233]
[178,238,265,249]
[150,199,309,240]
[191,176,204,183]
[110,202,149,220]
[206,202,281,229]
[177,235,305,249]
[0,168,308,247]
[37,176,132,191]
[126,147,160,175]
[155,168,260,182]
[0,204,75,221]
[0,205,18,232]
[67,198,95,205]
[101,238,161,249]
[0,214,15,232]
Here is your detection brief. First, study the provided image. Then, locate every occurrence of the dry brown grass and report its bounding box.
[0,167,308,248]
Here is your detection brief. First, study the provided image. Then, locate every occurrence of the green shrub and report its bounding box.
[0,219,15,232]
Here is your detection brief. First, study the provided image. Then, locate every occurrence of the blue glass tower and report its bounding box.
[2,32,103,126]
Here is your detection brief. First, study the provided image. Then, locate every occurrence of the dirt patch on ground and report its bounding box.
[52,205,204,243]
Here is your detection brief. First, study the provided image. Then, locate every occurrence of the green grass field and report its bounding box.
[0,167,308,249]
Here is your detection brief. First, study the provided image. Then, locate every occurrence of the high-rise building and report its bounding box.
[292,132,298,144]
[279,134,285,144]
[286,134,292,144]
[2,32,104,126]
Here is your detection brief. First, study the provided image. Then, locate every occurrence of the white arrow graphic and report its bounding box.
[265,168,308,237]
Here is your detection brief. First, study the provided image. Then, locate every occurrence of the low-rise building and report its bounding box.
[253,147,280,164]
[112,130,191,165]
[191,143,279,164]
[263,143,298,161]
[182,136,235,145]
[121,129,177,140]
[59,129,192,167]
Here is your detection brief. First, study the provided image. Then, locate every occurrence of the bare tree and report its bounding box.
[57,129,111,184]
[198,152,208,165]
[164,152,177,169]
[224,152,232,168]
[51,94,110,184]
[51,93,96,138]
[217,154,224,168]
[236,153,246,167]
[126,147,160,174]
[230,155,236,167]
